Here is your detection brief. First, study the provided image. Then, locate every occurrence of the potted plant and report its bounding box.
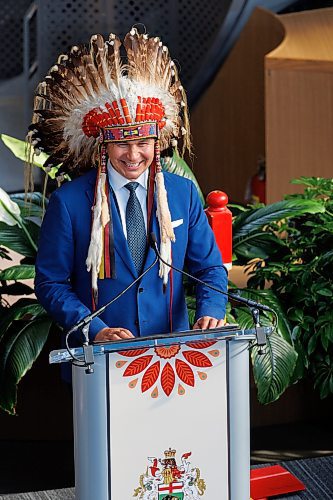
[234,177,333,399]
[0,186,52,414]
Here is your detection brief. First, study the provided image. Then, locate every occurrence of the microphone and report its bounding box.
[65,254,159,371]
[149,232,273,313]
[67,254,159,337]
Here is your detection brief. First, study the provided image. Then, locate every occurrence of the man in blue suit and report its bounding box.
[32,29,227,347]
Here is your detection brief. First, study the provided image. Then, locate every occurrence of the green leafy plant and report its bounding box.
[217,194,324,404]
[0,188,52,414]
[233,177,332,400]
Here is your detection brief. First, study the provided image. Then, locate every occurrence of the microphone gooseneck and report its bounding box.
[149,232,273,313]
[149,232,277,352]
[65,254,159,368]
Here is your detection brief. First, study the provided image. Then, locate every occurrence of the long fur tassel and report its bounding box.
[101,173,110,227]
[155,171,175,285]
[86,172,109,299]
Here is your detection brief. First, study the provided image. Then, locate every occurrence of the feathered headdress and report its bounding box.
[27,28,191,301]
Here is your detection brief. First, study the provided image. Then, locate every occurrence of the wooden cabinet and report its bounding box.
[265,7,333,202]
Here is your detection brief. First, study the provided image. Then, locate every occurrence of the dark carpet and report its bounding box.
[0,489,74,499]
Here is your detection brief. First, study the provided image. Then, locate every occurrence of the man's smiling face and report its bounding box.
[107,138,155,180]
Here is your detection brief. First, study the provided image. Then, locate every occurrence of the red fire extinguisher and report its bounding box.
[244,156,266,205]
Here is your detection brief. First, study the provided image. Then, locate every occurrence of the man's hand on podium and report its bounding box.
[193,316,226,330]
[94,327,135,342]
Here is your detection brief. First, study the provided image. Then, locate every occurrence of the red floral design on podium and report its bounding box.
[115,340,221,398]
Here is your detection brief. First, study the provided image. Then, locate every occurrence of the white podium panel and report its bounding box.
[108,340,228,499]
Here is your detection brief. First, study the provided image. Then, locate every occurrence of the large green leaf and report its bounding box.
[0,318,52,414]
[233,231,286,262]
[233,199,325,239]
[11,192,48,219]
[0,265,35,281]
[233,291,297,404]
[251,332,298,404]
[23,219,40,245]
[161,154,205,205]
[0,223,35,257]
[0,300,46,338]
[313,356,333,399]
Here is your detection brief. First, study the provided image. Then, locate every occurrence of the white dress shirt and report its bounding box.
[107,162,148,238]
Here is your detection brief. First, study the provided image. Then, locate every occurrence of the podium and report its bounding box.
[50,325,267,500]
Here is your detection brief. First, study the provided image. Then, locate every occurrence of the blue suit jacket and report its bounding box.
[35,169,227,346]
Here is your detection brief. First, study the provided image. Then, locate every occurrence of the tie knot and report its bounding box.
[125,182,139,193]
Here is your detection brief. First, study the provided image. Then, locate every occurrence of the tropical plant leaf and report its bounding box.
[0,218,39,257]
[232,290,297,403]
[0,223,35,257]
[11,193,48,219]
[0,265,35,281]
[313,356,333,399]
[251,333,298,404]
[23,219,40,245]
[290,176,327,188]
[233,231,287,261]
[290,337,307,383]
[187,308,196,327]
[161,154,205,205]
[0,317,52,414]
[233,199,325,238]
[0,300,46,338]
[228,203,248,213]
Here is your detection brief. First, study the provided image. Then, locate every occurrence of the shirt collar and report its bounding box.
[107,161,149,192]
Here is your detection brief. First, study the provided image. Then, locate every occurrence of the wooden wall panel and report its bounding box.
[265,8,333,202]
[190,8,284,202]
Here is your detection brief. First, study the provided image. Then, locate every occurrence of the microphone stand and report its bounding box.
[250,308,267,355]
[82,323,94,374]
[149,232,274,353]
[65,255,159,373]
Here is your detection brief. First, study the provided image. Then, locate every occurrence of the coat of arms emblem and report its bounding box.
[134,448,206,499]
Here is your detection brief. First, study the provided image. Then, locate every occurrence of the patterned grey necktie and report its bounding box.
[125,182,147,273]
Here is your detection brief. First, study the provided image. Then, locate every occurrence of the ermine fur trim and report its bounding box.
[86,173,104,295]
